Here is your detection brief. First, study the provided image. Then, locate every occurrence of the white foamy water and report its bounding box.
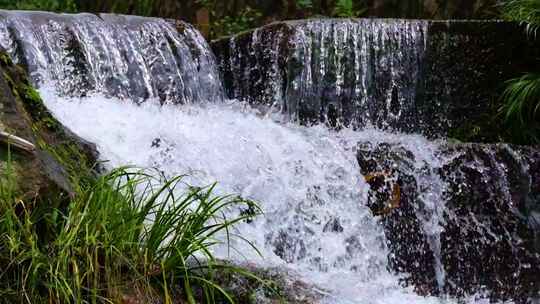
[37,85,487,304]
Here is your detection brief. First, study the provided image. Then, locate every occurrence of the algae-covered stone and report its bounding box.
[0,49,98,200]
[211,263,326,304]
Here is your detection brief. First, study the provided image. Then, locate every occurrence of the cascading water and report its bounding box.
[1,10,537,303]
[0,10,223,103]
[216,19,428,130]
[39,95,449,303]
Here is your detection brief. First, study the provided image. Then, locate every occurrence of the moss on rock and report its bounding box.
[211,263,325,304]
[0,49,98,201]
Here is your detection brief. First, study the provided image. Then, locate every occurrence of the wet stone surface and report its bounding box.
[357,142,540,302]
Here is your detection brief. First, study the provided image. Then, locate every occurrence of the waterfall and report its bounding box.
[1,11,538,303]
[40,93,457,304]
[214,19,428,130]
[0,10,223,103]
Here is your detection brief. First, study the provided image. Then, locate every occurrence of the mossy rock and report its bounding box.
[0,49,98,201]
[187,262,326,304]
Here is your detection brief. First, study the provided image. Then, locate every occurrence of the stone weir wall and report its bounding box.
[212,18,540,302]
[211,19,540,139]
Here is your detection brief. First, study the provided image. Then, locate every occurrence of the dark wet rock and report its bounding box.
[356,142,540,302]
[211,263,326,304]
[357,142,439,294]
[440,144,540,301]
[211,22,294,113]
[0,50,98,199]
[212,19,540,139]
[423,22,540,142]
[151,138,161,148]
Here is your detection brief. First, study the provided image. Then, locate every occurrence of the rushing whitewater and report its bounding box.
[40,89,460,304]
[1,10,533,303]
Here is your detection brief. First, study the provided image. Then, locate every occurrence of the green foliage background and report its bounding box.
[0,1,501,38]
[499,0,540,144]
[0,0,77,12]
[502,0,540,36]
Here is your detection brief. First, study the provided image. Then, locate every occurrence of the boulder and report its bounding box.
[210,263,326,304]
[0,51,98,201]
[356,141,540,302]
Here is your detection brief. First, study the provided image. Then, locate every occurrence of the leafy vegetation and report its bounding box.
[0,0,77,12]
[499,73,540,144]
[0,45,269,303]
[196,0,368,38]
[0,0,501,39]
[501,0,540,36]
[498,0,540,144]
[0,158,263,303]
[296,0,313,10]
[334,0,367,18]
[211,6,263,38]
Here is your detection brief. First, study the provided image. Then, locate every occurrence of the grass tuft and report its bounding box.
[0,161,262,303]
[499,73,540,144]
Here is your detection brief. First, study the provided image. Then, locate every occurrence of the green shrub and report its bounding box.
[499,73,540,144]
[0,163,262,303]
[212,6,263,38]
[0,0,77,13]
[333,0,367,18]
[296,0,313,10]
[501,0,540,36]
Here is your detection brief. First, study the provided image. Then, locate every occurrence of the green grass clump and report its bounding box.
[501,0,540,37]
[0,161,262,303]
[499,73,540,144]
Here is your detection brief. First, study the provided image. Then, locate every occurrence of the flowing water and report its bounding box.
[217,19,429,131]
[0,11,516,303]
[39,90,477,304]
[0,10,223,103]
